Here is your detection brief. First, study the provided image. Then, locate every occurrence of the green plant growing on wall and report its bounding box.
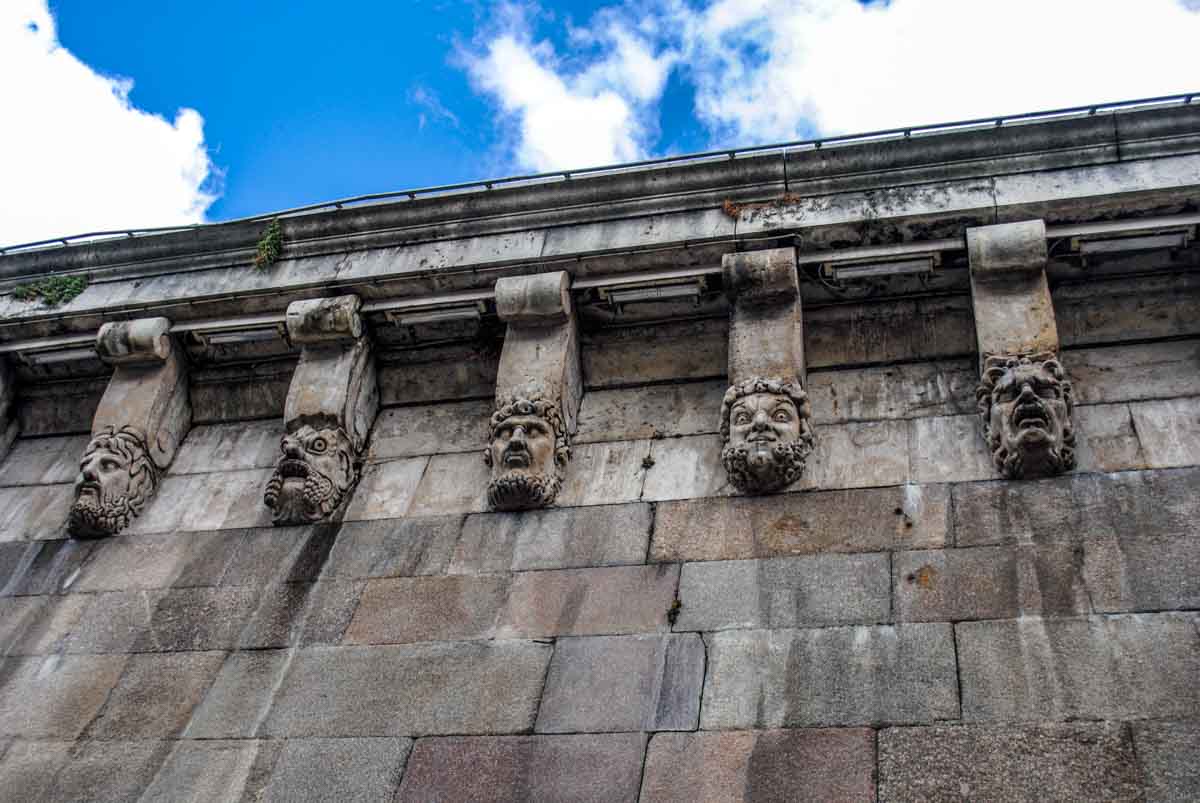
[253,218,283,269]
[11,274,88,307]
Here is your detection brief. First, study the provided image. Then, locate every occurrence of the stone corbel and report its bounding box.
[968,220,1076,479]
[264,295,379,525]
[69,317,191,538]
[719,247,814,494]
[484,271,581,511]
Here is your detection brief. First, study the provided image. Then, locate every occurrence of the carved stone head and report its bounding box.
[484,396,570,511]
[977,353,1076,479]
[69,425,158,538]
[264,424,356,524]
[720,378,814,494]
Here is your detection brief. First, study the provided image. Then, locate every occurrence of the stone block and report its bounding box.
[262,737,413,803]
[1134,721,1200,803]
[130,586,262,652]
[0,434,88,487]
[5,594,89,656]
[0,740,72,803]
[499,564,679,638]
[583,318,727,389]
[343,456,429,520]
[701,624,958,729]
[324,516,458,579]
[343,575,508,645]
[805,296,975,369]
[1130,397,1200,468]
[675,554,890,632]
[127,468,275,535]
[16,739,172,803]
[369,400,489,459]
[451,503,650,574]
[910,414,996,483]
[556,440,650,507]
[404,452,487,517]
[642,434,731,502]
[216,523,340,587]
[1074,403,1145,472]
[952,467,1200,547]
[575,381,725,443]
[236,579,364,648]
[639,729,876,803]
[170,420,282,474]
[0,654,127,738]
[87,651,226,738]
[957,614,1200,722]
[651,484,948,563]
[807,360,977,424]
[878,723,1142,803]
[801,418,910,490]
[0,538,94,596]
[263,641,552,736]
[1055,272,1200,348]
[71,530,229,592]
[376,350,497,408]
[0,596,49,655]
[894,544,1089,622]
[536,634,704,733]
[137,740,266,803]
[1067,340,1200,405]
[396,734,647,803]
[63,590,164,654]
[1083,533,1200,613]
[0,483,72,542]
[184,649,291,739]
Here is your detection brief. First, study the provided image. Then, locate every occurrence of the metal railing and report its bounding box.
[2,92,1195,256]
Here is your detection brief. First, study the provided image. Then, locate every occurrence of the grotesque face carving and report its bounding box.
[69,426,158,539]
[484,397,570,511]
[264,425,356,524]
[720,378,814,494]
[977,353,1075,479]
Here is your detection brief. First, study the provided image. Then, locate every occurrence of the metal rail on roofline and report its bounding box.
[2,91,1195,256]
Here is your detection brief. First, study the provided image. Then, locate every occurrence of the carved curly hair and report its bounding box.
[484,396,571,467]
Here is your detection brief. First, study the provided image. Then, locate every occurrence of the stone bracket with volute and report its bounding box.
[264,295,379,525]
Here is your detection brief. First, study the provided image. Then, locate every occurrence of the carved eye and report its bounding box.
[734,412,752,426]
[1036,383,1060,400]
[310,438,328,454]
[100,458,119,471]
[772,409,792,423]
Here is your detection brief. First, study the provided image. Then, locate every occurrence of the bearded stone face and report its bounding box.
[719,379,814,494]
[978,355,1075,479]
[264,425,356,524]
[69,427,157,539]
[485,400,569,511]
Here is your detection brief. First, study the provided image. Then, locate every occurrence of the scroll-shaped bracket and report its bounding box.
[70,317,191,538]
[719,248,814,495]
[484,271,581,511]
[968,221,1075,479]
[265,295,379,525]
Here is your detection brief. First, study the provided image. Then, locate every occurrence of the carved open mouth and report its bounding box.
[746,433,777,443]
[278,459,310,479]
[503,449,531,468]
[76,481,100,497]
[1012,402,1049,431]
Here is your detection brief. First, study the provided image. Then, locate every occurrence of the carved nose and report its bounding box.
[81,461,99,483]
[751,410,770,430]
[282,438,302,458]
[510,426,528,444]
[1017,382,1037,401]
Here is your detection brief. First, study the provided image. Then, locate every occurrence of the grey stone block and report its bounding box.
[557,440,650,507]
[184,649,291,739]
[71,530,231,592]
[3,594,92,656]
[535,633,704,733]
[0,654,127,738]
[404,452,487,517]
[137,740,269,803]
[1134,721,1200,803]
[1084,533,1200,613]
[1131,397,1200,468]
[0,739,70,803]
[0,596,49,655]
[236,580,364,648]
[14,739,173,803]
[452,503,650,574]
[65,589,164,653]
[802,419,911,490]
[369,400,490,459]
[397,733,647,803]
[127,468,275,535]
[675,554,890,631]
[701,624,958,729]
[910,414,996,483]
[894,545,1089,622]
[216,524,341,587]
[262,737,413,803]
[87,651,226,738]
[343,575,507,645]
[170,420,282,474]
[131,586,263,652]
[958,614,1200,722]
[1074,403,1146,473]
[642,434,732,502]
[652,484,948,563]
[0,483,73,542]
[878,723,1143,802]
[499,564,678,638]
[575,381,725,443]
[0,434,88,487]
[325,516,458,579]
[808,359,977,424]
[263,641,552,736]
[583,318,726,389]
[640,728,877,803]
[0,538,94,596]
[953,467,1200,547]
[342,456,429,521]
[1068,340,1200,405]
[805,295,975,369]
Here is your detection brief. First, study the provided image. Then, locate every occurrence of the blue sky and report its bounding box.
[4,0,1200,244]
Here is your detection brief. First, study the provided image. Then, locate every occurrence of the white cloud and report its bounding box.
[0,0,218,246]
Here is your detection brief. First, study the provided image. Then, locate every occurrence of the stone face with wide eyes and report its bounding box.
[264,424,356,525]
[978,354,1075,480]
[719,378,814,495]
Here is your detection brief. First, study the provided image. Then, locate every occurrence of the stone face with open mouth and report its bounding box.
[264,424,356,525]
[978,353,1076,480]
[719,377,814,495]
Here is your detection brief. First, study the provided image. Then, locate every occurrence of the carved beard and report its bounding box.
[721,440,810,494]
[68,494,139,539]
[486,470,563,511]
[991,426,1074,480]
[264,460,343,525]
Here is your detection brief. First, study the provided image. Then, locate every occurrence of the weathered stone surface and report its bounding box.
[0,740,72,803]
[262,737,413,803]
[536,634,704,733]
[952,467,1200,547]
[723,247,804,384]
[404,452,486,517]
[286,294,363,343]
[325,516,459,579]
[575,381,725,443]
[1130,396,1200,468]
[170,420,282,474]
[451,503,650,574]
[126,586,261,652]
[807,360,977,424]
[640,728,876,803]
[137,740,266,803]
[51,591,158,655]
[652,484,948,563]
[126,467,274,535]
[0,483,73,542]
[0,434,89,487]
[701,624,958,728]
[1134,721,1200,803]
[191,360,293,424]
[894,544,1089,622]
[1083,533,1200,613]
[377,345,498,406]
[804,295,975,369]
[184,649,290,739]
[910,414,996,483]
[344,575,507,644]
[0,538,94,596]
[1073,402,1145,472]
[236,579,364,648]
[5,739,172,803]
[212,523,340,587]
[87,651,225,738]
[397,734,647,803]
[642,434,731,502]
[675,554,890,631]
[0,654,127,738]
[343,456,429,520]
[71,530,230,592]
[264,641,552,736]
[1055,271,1200,348]
[969,220,1059,364]
[0,596,50,655]
[878,723,1143,803]
[1067,339,1200,405]
[369,400,490,459]
[283,335,377,453]
[499,564,678,638]
[801,418,909,490]
[958,614,1200,722]
[583,318,726,389]
[554,439,649,507]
